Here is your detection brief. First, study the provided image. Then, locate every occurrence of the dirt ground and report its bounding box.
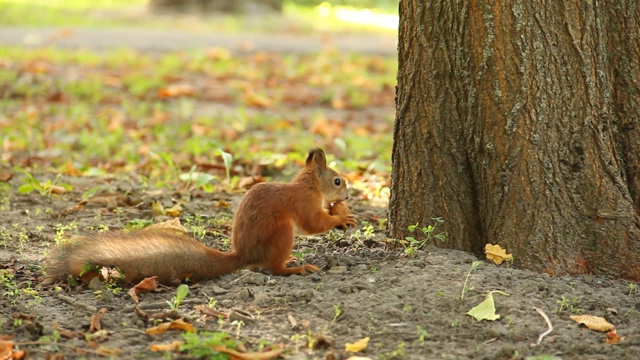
[1,175,639,360]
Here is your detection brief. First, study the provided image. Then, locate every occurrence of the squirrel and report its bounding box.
[44,148,357,285]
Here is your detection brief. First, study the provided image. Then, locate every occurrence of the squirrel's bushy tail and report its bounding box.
[44,229,243,285]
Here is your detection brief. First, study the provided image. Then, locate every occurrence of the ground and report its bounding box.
[1,16,639,360]
[1,175,639,359]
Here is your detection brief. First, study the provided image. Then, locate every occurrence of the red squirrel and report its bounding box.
[44,148,356,285]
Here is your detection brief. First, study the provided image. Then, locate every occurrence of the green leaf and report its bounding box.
[467,291,509,321]
[175,284,189,305]
[82,186,104,200]
[17,184,35,194]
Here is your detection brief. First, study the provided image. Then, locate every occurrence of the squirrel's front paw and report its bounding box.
[330,202,356,230]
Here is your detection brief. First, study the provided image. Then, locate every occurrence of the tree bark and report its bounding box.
[389,0,640,280]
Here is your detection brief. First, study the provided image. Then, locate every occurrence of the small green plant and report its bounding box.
[460,260,483,301]
[179,165,219,194]
[218,148,238,191]
[403,217,447,254]
[181,331,242,359]
[628,282,638,296]
[381,341,406,360]
[332,302,343,322]
[53,222,79,245]
[15,167,71,197]
[556,296,581,314]
[415,325,430,346]
[167,284,190,313]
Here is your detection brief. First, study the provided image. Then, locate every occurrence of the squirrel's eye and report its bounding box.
[333,177,341,186]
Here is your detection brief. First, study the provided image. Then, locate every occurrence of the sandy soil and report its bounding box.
[1,176,639,359]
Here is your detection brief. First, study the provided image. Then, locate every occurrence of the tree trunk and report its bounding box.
[149,0,282,14]
[389,0,640,280]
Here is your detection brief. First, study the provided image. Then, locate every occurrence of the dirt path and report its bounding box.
[0,26,397,54]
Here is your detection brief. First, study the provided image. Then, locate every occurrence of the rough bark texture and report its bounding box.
[389,0,640,280]
[149,0,282,14]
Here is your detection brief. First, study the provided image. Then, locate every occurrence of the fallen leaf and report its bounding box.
[44,184,68,195]
[87,329,113,343]
[238,176,264,189]
[467,291,510,321]
[484,244,513,265]
[149,340,183,352]
[95,346,122,356]
[194,305,228,319]
[605,329,625,344]
[158,83,195,99]
[128,276,159,303]
[145,318,195,335]
[345,337,370,353]
[144,218,188,234]
[243,86,272,108]
[211,345,281,360]
[151,201,165,216]
[570,315,615,332]
[90,308,108,333]
[164,204,182,217]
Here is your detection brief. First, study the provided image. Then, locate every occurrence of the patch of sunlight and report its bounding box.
[316,2,399,31]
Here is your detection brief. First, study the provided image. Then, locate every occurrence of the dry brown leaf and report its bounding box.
[605,329,625,344]
[309,117,343,138]
[345,337,370,353]
[95,346,122,356]
[149,340,183,352]
[45,184,68,195]
[484,244,513,265]
[128,276,159,303]
[144,218,188,234]
[90,308,108,333]
[243,85,272,108]
[145,318,195,335]
[237,176,264,189]
[211,345,281,360]
[194,305,228,319]
[570,315,615,332]
[158,84,196,99]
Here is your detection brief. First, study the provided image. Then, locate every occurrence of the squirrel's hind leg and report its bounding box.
[263,225,319,276]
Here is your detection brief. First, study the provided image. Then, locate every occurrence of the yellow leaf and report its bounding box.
[151,201,165,216]
[570,315,615,332]
[484,244,513,265]
[164,204,182,217]
[345,337,370,353]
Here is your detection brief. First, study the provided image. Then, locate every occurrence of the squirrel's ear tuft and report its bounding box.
[306,148,327,169]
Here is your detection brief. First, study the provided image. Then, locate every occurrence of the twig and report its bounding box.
[531,307,553,346]
[16,341,100,355]
[56,294,98,313]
